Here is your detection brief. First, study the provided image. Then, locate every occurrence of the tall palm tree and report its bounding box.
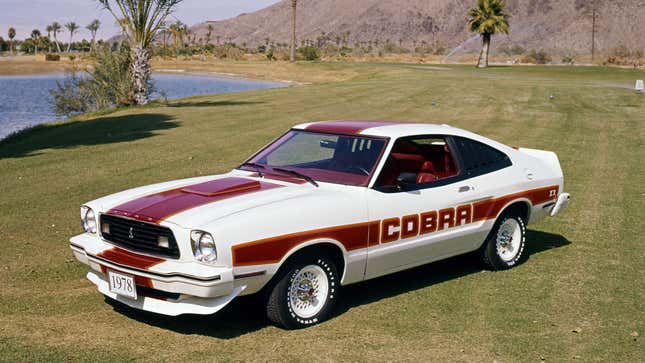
[65,22,79,52]
[86,19,101,52]
[97,0,184,105]
[8,27,16,54]
[46,25,54,52]
[290,0,297,62]
[205,24,213,45]
[168,20,185,54]
[50,22,62,53]
[31,29,41,55]
[467,0,511,68]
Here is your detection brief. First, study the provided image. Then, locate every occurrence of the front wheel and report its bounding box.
[481,213,527,270]
[266,255,339,329]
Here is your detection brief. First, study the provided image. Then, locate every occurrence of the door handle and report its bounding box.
[458,186,472,192]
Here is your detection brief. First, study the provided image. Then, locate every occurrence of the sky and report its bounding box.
[1,0,280,40]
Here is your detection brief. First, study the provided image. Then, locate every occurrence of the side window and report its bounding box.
[374,135,459,190]
[452,136,512,175]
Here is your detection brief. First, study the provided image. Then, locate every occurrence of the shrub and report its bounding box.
[521,49,552,64]
[561,54,575,65]
[320,43,339,57]
[298,46,320,61]
[606,44,642,65]
[51,45,142,116]
[339,46,352,57]
[45,53,61,61]
[212,44,245,60]
[382,41,410,54]
[266,47,275,60]
[433,46,446,55]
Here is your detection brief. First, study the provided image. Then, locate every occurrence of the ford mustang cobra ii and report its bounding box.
[70,121,570,329]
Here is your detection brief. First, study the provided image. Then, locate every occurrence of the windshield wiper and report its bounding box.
[239,162,265,177]
[273,168,319,187]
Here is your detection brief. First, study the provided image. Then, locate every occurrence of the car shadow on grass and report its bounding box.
[0,113,179,159]
[107,229,569,339]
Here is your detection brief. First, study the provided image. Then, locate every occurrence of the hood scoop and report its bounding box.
[181,177,261,197]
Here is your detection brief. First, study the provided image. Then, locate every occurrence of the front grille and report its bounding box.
[100,214,180,258]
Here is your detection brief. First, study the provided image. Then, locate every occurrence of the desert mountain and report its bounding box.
[190,0,645,56]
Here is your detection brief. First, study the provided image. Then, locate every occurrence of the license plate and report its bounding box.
[107,270,137,300]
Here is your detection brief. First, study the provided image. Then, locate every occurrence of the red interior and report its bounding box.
[375,140,459,187]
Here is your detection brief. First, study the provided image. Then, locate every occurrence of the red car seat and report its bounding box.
[416,161,438,183]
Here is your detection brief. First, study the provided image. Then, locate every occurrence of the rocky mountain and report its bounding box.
[190,0,645,56]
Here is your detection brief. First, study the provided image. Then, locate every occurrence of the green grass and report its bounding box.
[0,63,643,362]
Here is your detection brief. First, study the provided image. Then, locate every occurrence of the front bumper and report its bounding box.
[70,233,243,316]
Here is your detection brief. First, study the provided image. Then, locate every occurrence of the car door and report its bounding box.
[447,136,517,247]
[364,135,489,279]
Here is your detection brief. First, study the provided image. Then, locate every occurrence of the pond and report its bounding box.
[0,73,287,140]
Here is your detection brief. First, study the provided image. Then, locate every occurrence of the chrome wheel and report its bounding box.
[289,265,329,319]
[495,218,523,262]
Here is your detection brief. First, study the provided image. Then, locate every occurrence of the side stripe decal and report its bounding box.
[232,185,559,266]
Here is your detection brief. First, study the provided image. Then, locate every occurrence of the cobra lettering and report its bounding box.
[380,204,473,244]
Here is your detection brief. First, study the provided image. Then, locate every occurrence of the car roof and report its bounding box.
[292,120,472,138]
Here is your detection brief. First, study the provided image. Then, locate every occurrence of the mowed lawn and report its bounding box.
[0,63,643,362]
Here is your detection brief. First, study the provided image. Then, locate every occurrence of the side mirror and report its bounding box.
[396,172,417,190]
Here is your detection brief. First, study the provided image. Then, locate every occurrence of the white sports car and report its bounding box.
[70,121,570,329]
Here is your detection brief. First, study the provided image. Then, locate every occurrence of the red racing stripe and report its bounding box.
[472,185,558,222]
[232,222,374,266]
[97,247,165,270]
[232,185,559,266]
[305,121,406,134]
[107,177,283,224]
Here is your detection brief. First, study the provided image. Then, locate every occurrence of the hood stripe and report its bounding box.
[107,177,283,224]
[97,246,165,270]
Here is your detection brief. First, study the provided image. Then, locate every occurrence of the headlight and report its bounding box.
[191,230,217,263]
[80,206,97,234]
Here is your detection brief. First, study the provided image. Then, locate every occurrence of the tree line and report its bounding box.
[1,20,101,55]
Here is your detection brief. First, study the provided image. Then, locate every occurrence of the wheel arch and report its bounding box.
[274,239,348,284]
[497,198,532,224]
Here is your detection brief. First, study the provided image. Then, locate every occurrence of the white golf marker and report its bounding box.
[636,80,644,92]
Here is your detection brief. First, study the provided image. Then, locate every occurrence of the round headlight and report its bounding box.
[81,206,97,234]
[191,231,217,263]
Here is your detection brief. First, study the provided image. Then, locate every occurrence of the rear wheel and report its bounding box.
[481,212,526,270]
[266,255,338,329]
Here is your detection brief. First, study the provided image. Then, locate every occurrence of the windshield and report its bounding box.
[240,130,388,186]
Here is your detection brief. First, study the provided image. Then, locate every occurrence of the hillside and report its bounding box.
[191,0,645,56]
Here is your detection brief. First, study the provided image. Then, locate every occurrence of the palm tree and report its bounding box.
[289,0,297,62]
[31,29,42,55]
[168,20,186,54]
[205,24,213,45]
[31,29,41,55]
[8,27,16,54]
[65,22,79,52]
[467,0,511,68]
[86,19,101,52]
[45,25,53,52]
[50,22,62,53]
[97,0,184,105]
